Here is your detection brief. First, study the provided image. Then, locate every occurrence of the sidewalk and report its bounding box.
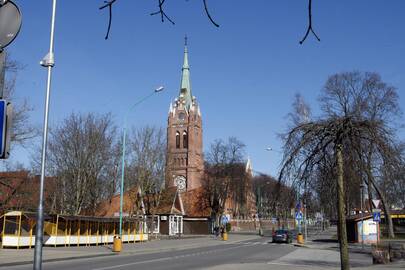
[0,233,260,267]
[286,226,405,270]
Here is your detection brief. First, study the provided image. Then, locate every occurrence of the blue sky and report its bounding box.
[5,0,405,176]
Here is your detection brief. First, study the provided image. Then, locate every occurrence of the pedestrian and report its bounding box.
[220,225,225,239]
[214,226,220,238]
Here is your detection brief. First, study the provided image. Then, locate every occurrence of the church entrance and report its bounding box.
[169,215,183,236]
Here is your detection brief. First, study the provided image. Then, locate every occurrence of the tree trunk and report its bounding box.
[336,143,350,270]
[366,172,395,238]
[356,145,395,238]
[367,178,373,212]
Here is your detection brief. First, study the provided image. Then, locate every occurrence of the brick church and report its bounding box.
[165,39,204,193]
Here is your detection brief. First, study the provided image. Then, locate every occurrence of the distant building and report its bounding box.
[0,171,56,213]
[223,158,257,220]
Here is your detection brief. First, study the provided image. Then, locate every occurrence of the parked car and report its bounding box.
[272,229,292,243]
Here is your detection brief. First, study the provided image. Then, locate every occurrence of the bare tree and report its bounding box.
[203,137,246,224]
[280,72,403,269]
[126,125,166,215]
[45,112,117,215]
[320,71,402,238]
[2,53,37,147]
[253,174,295,219]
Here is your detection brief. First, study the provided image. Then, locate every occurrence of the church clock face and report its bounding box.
[174,175,186,191]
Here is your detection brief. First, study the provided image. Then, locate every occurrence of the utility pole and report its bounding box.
[304,202,308,240]
[0,50,4,98]
[360,182,365,250]
[34,1,57,269]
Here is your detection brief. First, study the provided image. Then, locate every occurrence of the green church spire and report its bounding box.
[179,35,193,111]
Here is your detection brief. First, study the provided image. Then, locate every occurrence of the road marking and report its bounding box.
[267,261,322,268]
[91,245,247,270]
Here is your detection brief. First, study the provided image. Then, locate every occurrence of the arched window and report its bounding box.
[183,131,188,148]
[176,131,180,148]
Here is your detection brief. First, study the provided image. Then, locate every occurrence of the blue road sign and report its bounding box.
[295,211,303,220]
[221,215,229,224]
[373,212,381,222]
[0,100,6,157]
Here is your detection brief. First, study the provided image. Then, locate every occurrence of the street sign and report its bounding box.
[221,215,229,224]
[0,99,11,158]
[372,199,381,209]
[373,212,381,222]
[295,211,303,220]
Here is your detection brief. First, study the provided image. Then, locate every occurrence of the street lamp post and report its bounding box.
[118,86,164,241]
[34,1,57,269]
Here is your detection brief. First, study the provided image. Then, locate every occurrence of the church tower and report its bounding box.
[166,39,204,192]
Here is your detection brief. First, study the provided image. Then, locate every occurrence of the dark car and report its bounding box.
[272,229,292,243]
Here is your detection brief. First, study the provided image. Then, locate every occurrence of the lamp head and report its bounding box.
[155,86,164,92]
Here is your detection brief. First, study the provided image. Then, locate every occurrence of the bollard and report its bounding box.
[223,232,228,241]
[112,236,122,252]
[297,233,304,244]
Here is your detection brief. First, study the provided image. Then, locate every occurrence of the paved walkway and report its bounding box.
[0,233,260,267]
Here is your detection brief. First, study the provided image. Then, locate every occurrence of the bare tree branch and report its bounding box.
[150,0,175,25]
[299,0,320,44]
[99,0,118,40]
[202,0,219,27]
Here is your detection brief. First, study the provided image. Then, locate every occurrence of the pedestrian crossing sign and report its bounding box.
[295,211,303,220]
[373,212,381,222]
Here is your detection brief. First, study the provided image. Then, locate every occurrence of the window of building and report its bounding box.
[183,131,188,148]
[176,131,180,148]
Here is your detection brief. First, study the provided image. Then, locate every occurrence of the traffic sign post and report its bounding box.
[295,211,303,234]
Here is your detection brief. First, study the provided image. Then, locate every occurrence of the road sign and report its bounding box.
[295,211,303,220]
[372,199,381,209]
[373,212,381,222]
[221,215,228,224]
[0,99,11,158]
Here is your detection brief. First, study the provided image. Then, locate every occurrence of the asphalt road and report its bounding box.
[2,238,297,270]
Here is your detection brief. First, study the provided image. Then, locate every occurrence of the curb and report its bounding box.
[293,243,309,248]
[0,253,117,268]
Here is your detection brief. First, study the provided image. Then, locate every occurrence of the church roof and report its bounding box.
[179,37,193,111]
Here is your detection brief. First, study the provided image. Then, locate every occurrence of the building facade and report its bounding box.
[166,41,204,192]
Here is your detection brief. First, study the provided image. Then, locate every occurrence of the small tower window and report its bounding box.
[183,131,188,149]
[176,131,180,148]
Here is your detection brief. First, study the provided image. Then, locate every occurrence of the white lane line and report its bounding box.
[267,262,327,268]
[91,245,247,270]
[92,257,173,270]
